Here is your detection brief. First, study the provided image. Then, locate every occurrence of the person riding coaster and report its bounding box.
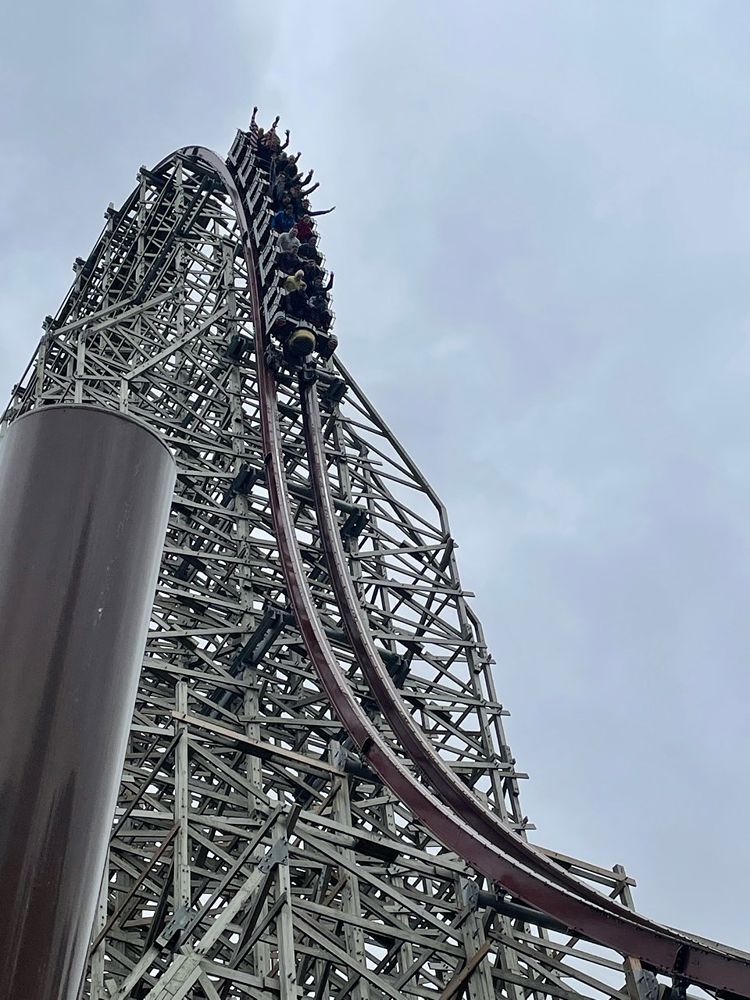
[270,305,334,364]
[284,325,317,361]
[252,111,337,365]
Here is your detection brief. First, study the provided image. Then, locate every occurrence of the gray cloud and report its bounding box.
[2,0,749,947]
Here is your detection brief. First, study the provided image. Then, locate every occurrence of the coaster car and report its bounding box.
[284,325,317,360]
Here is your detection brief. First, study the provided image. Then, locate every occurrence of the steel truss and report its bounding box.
[3,129,747,1000]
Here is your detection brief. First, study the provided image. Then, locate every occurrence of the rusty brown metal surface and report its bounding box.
[0,404,175,1000]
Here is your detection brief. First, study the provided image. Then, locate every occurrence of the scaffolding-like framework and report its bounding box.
[3,128,747,1000]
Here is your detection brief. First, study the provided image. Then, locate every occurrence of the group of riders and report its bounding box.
[249,110,338,363]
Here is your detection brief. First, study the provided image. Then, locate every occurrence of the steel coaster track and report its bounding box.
[298,371,750,952]
[296,374,750,996]
[300,371,656,918]
[160,139,750,997]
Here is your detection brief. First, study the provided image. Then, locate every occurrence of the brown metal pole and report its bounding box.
[0,404,175,1000]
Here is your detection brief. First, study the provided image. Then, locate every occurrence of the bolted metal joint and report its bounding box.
[258,836,289,874]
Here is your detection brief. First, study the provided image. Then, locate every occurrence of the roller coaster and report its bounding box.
[3,118,748,1000]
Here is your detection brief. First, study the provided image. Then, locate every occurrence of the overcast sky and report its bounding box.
[2,1,749,950]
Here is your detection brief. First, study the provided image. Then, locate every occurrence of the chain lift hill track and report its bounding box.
[3,122,749,1000]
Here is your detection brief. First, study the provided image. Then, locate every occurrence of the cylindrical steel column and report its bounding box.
[0,404,175,1000]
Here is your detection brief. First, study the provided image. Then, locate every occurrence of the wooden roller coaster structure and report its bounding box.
[3,120,748,1000]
